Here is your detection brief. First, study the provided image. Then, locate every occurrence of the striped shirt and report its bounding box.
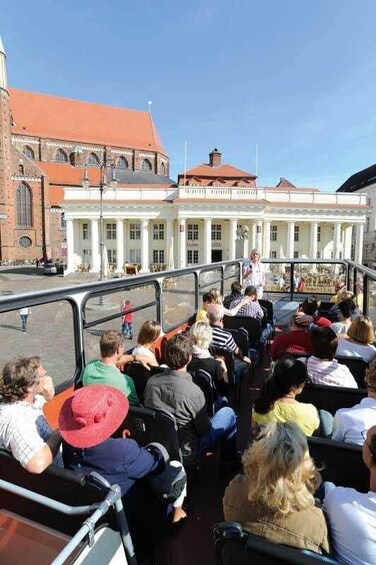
[299,356,358,388]
[210,325,237,353]
[229,297,264,320]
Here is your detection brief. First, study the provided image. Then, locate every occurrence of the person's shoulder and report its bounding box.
[324,485,360,508]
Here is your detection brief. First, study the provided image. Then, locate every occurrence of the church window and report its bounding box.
[116,156,129,169]
[18,164,24,175]
[56,149,68,162]
[160,162,166,175]
[19,236,32,248]
[16,182,33,227]
[23,146,35,160]
[87,152,100,166]
[141,159,152,171]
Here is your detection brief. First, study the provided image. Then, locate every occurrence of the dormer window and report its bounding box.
[23,146,35,160]
[141,158,152,172]
[56,149,68,162]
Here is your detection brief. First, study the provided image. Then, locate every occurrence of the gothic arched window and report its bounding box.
[56,148,68,162]
[16,182,33,227]
[18,164,24,175]
[141,158,152,171]
[160,162,166,176]
[23,146,35,160]
[87,152,100,166]
[116,156,129,169]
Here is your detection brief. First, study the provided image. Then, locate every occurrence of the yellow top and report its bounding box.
[196,307,208,323]
[252,400,320,436]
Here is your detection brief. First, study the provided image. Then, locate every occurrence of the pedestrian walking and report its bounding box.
[19,307,31,332]
[120,299,133,339]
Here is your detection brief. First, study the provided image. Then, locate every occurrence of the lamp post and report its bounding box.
[82,162,117,301]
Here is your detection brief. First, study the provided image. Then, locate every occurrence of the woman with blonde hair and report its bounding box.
[242,249,265,299]
[188,321,228,389]
[223,422,329,554]
[337,315,376,363]
[132,320,162,367]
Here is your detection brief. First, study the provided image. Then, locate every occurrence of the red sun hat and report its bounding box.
[58,384,129,448]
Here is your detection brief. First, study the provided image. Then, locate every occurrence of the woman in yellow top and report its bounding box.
[252,356,320,436]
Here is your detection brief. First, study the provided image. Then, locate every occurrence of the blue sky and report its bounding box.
[2,0,376,190]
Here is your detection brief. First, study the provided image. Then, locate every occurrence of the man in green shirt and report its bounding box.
[83,330,139,405]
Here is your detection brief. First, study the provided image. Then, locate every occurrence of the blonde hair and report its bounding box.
[250,249,261,259]
[209,288,223,304]
[243,422,319,516]
[190,321,213,350]
[137,320,161,346]
[347,315,375,345]
[336,289,354,304]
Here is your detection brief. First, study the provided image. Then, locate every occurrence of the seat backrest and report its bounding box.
[336,356,368,387]
[307,436,368,492]
[223,316,262,345]
[113,405,182,462]
[191,368,216,416]
[209,346,235,386]
[226,327,249,357]
[259,299,274,324]
[125,363,164,402]
[317,301,334,317]
[214,522,337,564]
[298,383,367,415]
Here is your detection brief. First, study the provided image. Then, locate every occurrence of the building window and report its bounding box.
[294,225,300,242]
[141,158,152,171]
[107,249,117,265]
[56,149,68,162]
[316,251,321,259]
[294,251,299,258]
[160,162,166,175]
[130,223,141,240]
[187,250,199,264]
[270,225,277,241]
[60,212,66,230]
[317,226,321,242]
[23,146,35,160]
[16,182,32,227]
[106,223,116,240]
[153,249,165,264]
[270,250,277,258]
[82,222,89,240]
[117,156,129,169]
[366,217,370,233]
[129,249,141,263]
[18,164,24,175]
[153,223,164,240]
[211,224,222,241]
[19,236,32,248]
[87,152,100,166]
[187,223,199,240]
[83,249,92,266]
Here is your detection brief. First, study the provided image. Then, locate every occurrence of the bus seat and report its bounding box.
[213,522,338,564]
[190,368,217,417]
[43,385,75,429]
[124,363,164,403]
[307,437,368,492]
[298,383,367,415]
[336,357,368,388]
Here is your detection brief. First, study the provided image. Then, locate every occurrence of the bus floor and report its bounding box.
[154,357,270,565]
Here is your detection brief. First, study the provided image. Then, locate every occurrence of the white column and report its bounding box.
[355,224,364,264]
[66,219,75,273]
[343,224,353,260]
[287,221,295,259]
[178,218,186,269]
[263,220,271,259]
[90,219,100,272]
[204,218,212,265]
[140,218,149,273]
[333,222,342,259]
[116,219,124,272]
[229,218,237,260]
[251,222,256,251]
[310,222,318,260]
[123,220,128,263]
[255,220,263,252]
[166,218,174,269]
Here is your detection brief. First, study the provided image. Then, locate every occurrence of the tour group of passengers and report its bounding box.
[0,249,375,564]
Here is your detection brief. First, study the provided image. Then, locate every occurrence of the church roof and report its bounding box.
[337,163,376,192]
[181,162,256,179]
[9,88,166,155]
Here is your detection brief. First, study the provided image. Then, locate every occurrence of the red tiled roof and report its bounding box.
[179,163,256,179]
[10,88,166,155]
[275,178,296,188]
[37,161,101,186]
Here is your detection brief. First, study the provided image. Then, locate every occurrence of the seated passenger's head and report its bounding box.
[311,327,338,360]
[243,421,318,515]
[365,359,376,394]
[362,425,376,471]
[244,285,258,301]
[190,321,213,351]
[59,384,129,448]
[165,333,194,370]
[209,288,223,304]
[254,356,308,415]
[347,315,375,345]
[207,303,225,326]
[299,296,319,316]
[0,356,42,403]
[137,320,161,346]
[230,282,242,296]
[202,292,216,310]
[338,298,356,320]
[100,330,125,359]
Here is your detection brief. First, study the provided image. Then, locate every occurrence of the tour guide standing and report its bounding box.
[243,249,265,299]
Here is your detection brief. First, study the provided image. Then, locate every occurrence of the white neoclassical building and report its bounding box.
[62,150,368,274]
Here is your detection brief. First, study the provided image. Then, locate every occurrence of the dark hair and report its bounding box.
[311,327,338,360]
[202,292,215,304]
[230,282,242,295]
[299,297,318,316]
[244,285,257,297]
[165,333,193,370]
[337,298,356,320]
[254,356,308,414]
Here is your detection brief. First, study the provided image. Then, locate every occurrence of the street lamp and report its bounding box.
[82,162,118,297]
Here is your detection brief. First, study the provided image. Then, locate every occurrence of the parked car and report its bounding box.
[43,261,58,275]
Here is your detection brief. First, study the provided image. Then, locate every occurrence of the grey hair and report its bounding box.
[207,304,224,324]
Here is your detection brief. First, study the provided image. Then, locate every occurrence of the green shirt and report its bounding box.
[82,360,139,405]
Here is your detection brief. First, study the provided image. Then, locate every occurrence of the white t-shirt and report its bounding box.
[19,307,29,316]
[324,487,376,565]
[300,356,358,388]
[336,339,376,363]
[0,394,63,467]
[332,397,376,445]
